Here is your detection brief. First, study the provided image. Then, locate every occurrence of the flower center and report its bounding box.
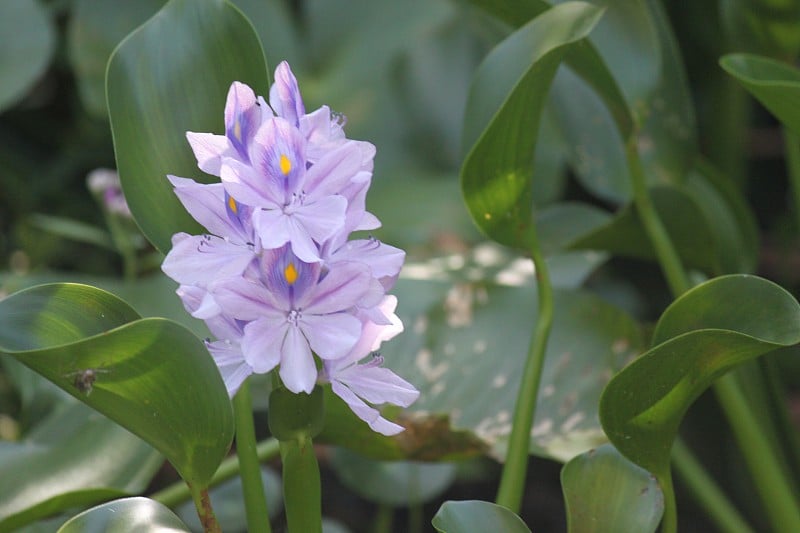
[287,308,302,325]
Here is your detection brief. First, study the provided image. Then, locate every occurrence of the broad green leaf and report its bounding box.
[0,0,55,111]
[561,444,663,533]
[720,0,800,60]
[107,0,270,253]
[57,497,190,533]
[67,0,166,118]
[0,403,162,532]
[386,276,643,463]
[0,283,234,488]
[461,1,605,248]
[432,500,530,533]
[600,275,800,479]
[330,448,456,506]
[721,53,800,135]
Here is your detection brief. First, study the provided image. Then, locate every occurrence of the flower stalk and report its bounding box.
[495,228,553,513]
[233,380,272,533]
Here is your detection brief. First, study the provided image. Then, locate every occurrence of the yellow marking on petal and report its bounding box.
[284,262,298,285]
[227,195,238,214]
[279,154,292,175]
[233,119,242,141]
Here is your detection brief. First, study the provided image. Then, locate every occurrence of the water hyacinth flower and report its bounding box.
[162,61,418,433]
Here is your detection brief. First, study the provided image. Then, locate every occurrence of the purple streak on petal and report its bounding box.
[162,233,255,285]
[224,82,261,162]
[260,244,320,305]
[214,278,285,320]
[279,326,317,393]
[250,117,306,200]
[301,260,371,313]
[168,176,250,243]
[330,381,404,436]
[270,61,305,127]
[220,158,283,207]
[241,318,285,373]
[301,312,362,360]
[186,132,230,175]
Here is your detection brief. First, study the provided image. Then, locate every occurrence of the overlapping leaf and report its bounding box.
[432,500,530,533]
[461,1,606,248]
[106,0,270,253]
[57,497,190,533]
[0,283,234,488]
[600,275,800,478]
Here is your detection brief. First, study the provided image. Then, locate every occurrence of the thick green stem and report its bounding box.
[657,469,677,533]
[151,438,280,508]
[495,231,554,513]
[784,128,800,233]
[671,440,754,533]
[714,375,800,531]
[280,436,322,533]
[234,381,273,533]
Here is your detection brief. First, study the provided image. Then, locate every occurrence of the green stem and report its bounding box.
[151,438,280,508]
[234,381,273,533]
[714,375,800,531]
[656,469,677,533]
[671,440,753,533]
[188,484,222,533]
[783,127,800,233]
[373,505,393,533]
[625,137,690,295]
[280,436,322,532]
[495,230,554,513]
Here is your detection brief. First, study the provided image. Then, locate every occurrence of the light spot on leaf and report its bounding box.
[560,412,585,432]
[531,418,553,437]
[541,384,555,398]
[413,315,428,335]
[473,339,487,354]
[444,283,474,328]
[415,348,448,382]
[492,374,507,388]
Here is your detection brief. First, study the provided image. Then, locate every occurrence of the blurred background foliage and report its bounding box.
[1,0,800,531]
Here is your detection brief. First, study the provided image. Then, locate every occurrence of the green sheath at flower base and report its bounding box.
[268,385,325,442]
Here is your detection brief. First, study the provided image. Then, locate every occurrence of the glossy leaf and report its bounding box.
[600,275,800,478]
[107,0,270,253]
[721,53,800,135]
[57,497,190,533]
[0,283,234,488]
[561,444,663,533]
[432,500,530,533]
[0,0,55,111]
[461,1,605,248]
[0,403,162,532]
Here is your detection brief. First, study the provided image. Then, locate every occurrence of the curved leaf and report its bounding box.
[57,497,190,533]
[461,1,605,248]
[432,500,530,533]
[721,53,800,135]
[561,444,663,533]
[0,403,162,532]
[0,283,234,488]
[107,0,270,253]
[600,275,800,478]
[0,0,55,111]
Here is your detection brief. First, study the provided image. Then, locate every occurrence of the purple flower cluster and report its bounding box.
[162,62,418,435]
